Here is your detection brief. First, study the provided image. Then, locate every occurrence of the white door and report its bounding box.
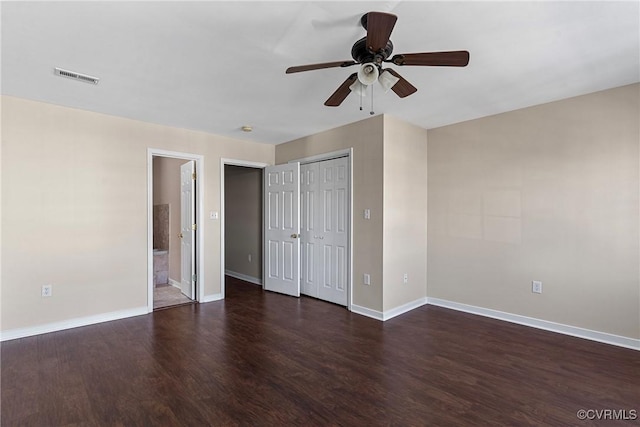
[317,158,349,306]
[180,161,196,299]
[300,162,319,297]
[264,163,300,297]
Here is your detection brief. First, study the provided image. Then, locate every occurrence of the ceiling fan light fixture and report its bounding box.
[378,70,400,93]
[357,62,379,85]
[349,80,368,96]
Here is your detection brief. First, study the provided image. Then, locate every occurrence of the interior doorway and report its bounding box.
[147,149,204,312]
[220,159,269,297]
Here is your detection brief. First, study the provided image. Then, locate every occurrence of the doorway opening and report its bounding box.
[147,149,204,312]
[220,159,269,297]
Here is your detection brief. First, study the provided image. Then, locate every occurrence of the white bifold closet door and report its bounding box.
[264,162,300,297]
[300,157,349,306]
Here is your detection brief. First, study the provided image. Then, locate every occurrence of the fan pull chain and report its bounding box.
[359,87,363,111]
[370,84,374,115]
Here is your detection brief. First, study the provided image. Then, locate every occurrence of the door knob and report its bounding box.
[291,233,299,239]
[178,232,183,239]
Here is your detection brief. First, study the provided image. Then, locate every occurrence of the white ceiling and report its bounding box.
[2,1,639,145]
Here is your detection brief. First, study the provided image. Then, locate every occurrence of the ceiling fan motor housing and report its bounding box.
[351,37,394,65]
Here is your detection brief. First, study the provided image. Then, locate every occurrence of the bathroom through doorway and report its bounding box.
[148,149,203,311]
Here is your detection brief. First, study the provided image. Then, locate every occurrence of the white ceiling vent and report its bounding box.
[54,67,99,85]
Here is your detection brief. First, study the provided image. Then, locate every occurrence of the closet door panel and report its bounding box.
[264,163,300,297]
[300,163,319,297]
[318,157,349,306]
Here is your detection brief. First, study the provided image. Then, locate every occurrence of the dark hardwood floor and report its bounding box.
[2,276,638,426]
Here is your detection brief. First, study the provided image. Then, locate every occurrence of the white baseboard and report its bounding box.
[351,297,428,322]
[201,293,223,303]
[224,270,262,286]
[168,278,181,289]
[0,306,148,342]
[383,297,429,321]
[427,297,640,351]
[351,304,384,321]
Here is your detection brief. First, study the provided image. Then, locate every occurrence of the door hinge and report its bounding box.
[192,274,197,282]
[191,223,197,231]
[192,172,197,180]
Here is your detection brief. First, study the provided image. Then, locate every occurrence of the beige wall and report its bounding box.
[152,156,184,283]
[4,83,637,341]
[224,165,262,280]
[382,116,428,311]
[276,115,429,314]
[427,84,640,339]
[1,96,274,331]
[276,116,385,311]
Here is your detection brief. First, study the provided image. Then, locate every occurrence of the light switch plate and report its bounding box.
[532,280,543,294]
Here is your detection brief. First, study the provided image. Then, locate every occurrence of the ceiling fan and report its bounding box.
[286,12,470,108]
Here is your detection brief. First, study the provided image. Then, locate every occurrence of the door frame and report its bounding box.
[288,148,354,312]
[147,148,205,312]
[220,158,269,300]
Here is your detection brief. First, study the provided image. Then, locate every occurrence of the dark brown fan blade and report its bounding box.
[286,60,357,74]
[386,69,417,98]
[324,73,358,107]
[366,12,397,53]
[390,51,470,67]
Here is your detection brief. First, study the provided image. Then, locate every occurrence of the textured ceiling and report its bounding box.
[2,1,639,145]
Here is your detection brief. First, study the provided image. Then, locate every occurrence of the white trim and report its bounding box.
[168,278,181,289]
[220,158,269,301]
[348,148,354,312]
[0,307,148,342]
[222,158,271,169]
[288,148,354,311]
[225,270,262,286]
[351,304,384,321]
[201,293,224,303]
[287,148,351,165]
[148,149,205,312]
[427,298,640,351]
[351,297,429,322]
[383,298,429,321]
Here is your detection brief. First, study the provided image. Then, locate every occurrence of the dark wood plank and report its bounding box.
[2,276,638,426]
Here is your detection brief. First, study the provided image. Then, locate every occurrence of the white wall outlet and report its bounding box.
[403,273,408,284]
[364,209,371,220]
[42,284,52,297]
[248,254,252,263]
[363,273,371,285]
[532,280,543,294]
[210,211,219,220]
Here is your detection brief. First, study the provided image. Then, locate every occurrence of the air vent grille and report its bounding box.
[54,67,99,85]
